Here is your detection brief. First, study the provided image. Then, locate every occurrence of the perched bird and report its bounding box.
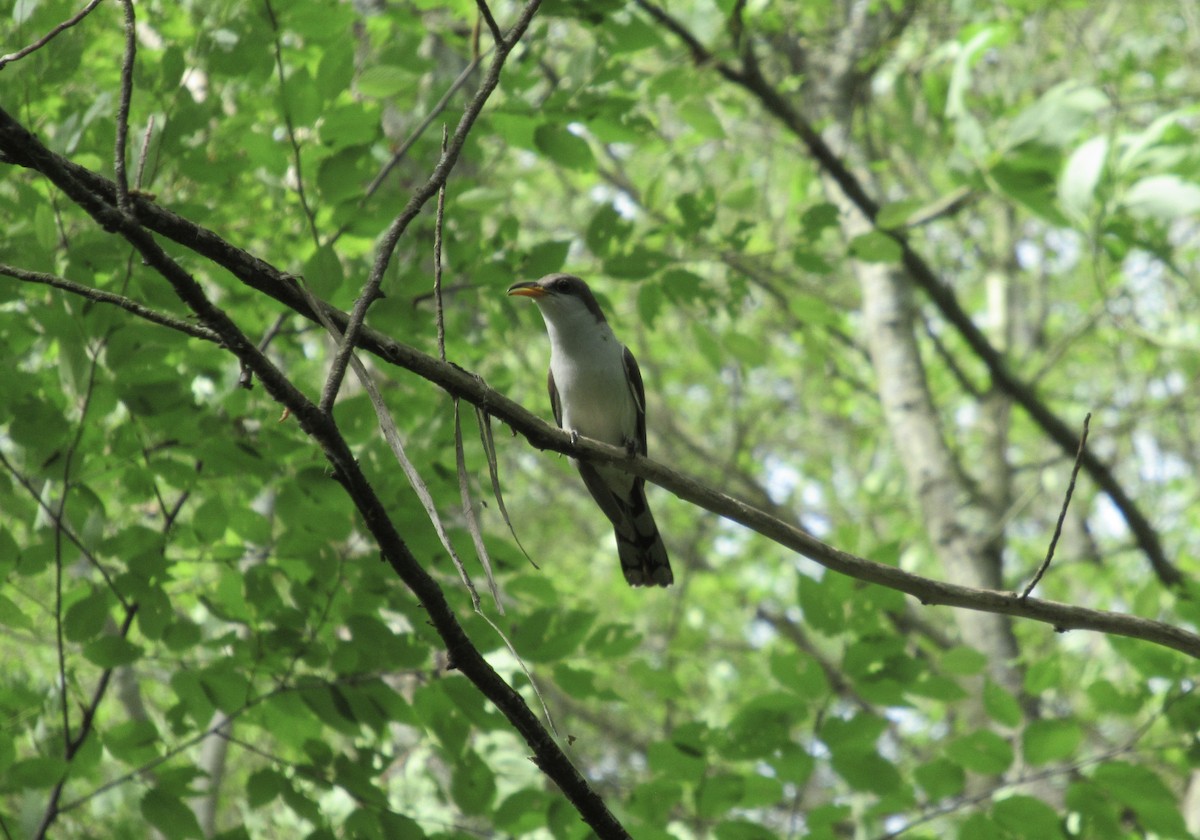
[507,274,673,587]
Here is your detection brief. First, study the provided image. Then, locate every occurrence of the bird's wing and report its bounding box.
[547,366,563,428]
[622,345,648,456]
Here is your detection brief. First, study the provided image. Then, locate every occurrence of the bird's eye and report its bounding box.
[554,278,569,291]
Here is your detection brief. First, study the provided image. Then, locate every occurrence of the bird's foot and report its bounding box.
[568,428,580,446]
[622,437,638,457]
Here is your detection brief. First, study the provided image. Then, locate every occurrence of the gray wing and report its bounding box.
[622,345,647,456]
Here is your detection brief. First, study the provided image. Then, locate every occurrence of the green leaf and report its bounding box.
[876,199,925,229]
[83,635,143,667]
[105,719,161,765]
[604,246,670,279]
[356,65,416,98]
[1022,718,1082,765]
[695,773,745,820]
[797,572,849,634]
[533,124,595,170]
[768,648,831,698]
[946,731,1013,775]
[512,608,596,663]
[142,788,204,839]
[1090,761,1189,836]
[450,749,496,816]
[1059,136,1108,217]
[849,231,903,263]
[982,678,1023,727]
[991,795,1066,839]
[831,748,902,794]
[721,693,800,760]
[0,592,33,631]
[647,724,707,785]
[1122,174,1200,221]
[8,756,67,788]
[247,768,286,808]
[714,819,776,840]
[914,757,965,800]
[628,778,681,826]
[522,240,571,277]
[941,645,988,676]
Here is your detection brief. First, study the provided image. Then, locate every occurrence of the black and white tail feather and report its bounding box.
[550,347,673,587]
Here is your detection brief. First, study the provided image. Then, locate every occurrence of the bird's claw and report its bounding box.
[568,429,580,446]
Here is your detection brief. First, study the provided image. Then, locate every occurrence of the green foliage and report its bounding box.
[2,0,1199,837]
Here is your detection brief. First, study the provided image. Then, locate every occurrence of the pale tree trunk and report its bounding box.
[809,0,1026,712]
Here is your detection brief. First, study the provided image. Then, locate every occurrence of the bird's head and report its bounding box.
[507,273,608,325]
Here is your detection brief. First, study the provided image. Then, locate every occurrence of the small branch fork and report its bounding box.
[318,0,542,416]
[0,0,105,70]
[3,106,1195,660]
[631,0,1180,590]
[1020,413,1092,601]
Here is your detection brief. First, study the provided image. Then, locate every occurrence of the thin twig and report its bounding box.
[4,106,1195,659]
[350,55,484,222]
[263,0,320,245]
[0,0,105,70]
[0,102,632,836]
[434,125,448,362]
[0,448,129,608]
[475,0,503,45]
[134,115,154,190]
[35,605,139,839]
[319,0,542,416]
[1020,413,1092,600]
[634,0,1180,589]
[113,0,136,213]
[0,264,221,342]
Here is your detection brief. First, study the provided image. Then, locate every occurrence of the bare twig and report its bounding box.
[0,0,105,70]
[1020,413,1092,600]
[475,0,503,45]
[134,115,155,190]
[35,605,139,839]
[351,55,483,219]
[0,448,129,607]
[263,0,320,245]
[319,0,542,416]
[0,101,629,838]
[4,109,1195,660]
[434,125,448,362]
[633,0,1180,589]
[0,264,221,342]
[113,0,136,213]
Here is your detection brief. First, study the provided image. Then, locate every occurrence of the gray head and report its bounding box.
[506,273,608,324]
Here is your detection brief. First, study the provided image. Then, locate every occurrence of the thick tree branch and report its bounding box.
[2,115,1194,666]
[0,106,629,840]
[632,0,1180,589]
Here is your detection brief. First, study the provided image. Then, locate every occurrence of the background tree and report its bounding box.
[2,0,1199,838]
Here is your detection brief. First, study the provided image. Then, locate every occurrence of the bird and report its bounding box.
[507,273,673,587]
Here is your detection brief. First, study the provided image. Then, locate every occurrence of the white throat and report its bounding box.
[536,298,635,448]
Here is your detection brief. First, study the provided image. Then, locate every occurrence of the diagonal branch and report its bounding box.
[0,104,629,840]
[2,109,1194,660]
[631,0,1180,589]
[35,605,139,839]
[0,0,105,70]
[319,0,542,415]
[0,263,221,342]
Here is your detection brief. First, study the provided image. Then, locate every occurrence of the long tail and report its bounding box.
[614,483,673,587]
[576,463,674,587]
